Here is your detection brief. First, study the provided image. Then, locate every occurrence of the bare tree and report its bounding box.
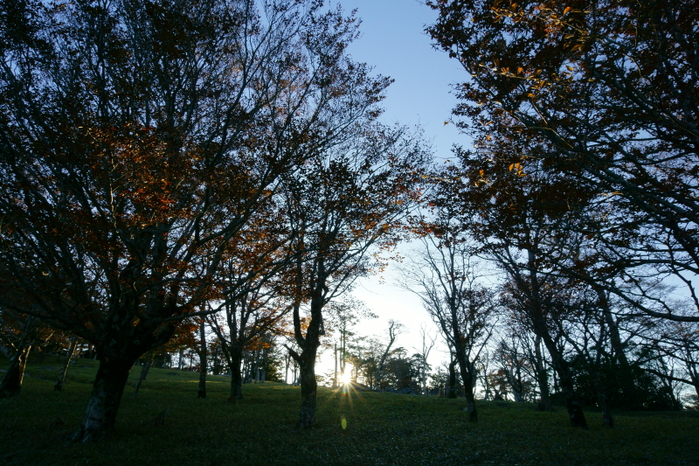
[413,324,437,395]
[375,320,404,390]
[401,231,496,421]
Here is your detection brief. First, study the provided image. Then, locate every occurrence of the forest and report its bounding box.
[1,0,698,451]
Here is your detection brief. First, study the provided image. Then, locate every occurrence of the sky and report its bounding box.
[316,0,471,374]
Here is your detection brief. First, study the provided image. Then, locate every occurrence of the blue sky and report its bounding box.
[339,0,466,161]
[321,0,470,372]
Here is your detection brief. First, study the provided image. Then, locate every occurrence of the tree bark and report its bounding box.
[198,322,207,399]
[0,345,31,398]
[55,337,78,391]
[228,343,244,402]
[72,356,135,443]
[533,336,554,411]
[447,359,458,399]
[297,348,318,428]
[531,325,585,425]
[455,349,478,421]
[526,256,586,427]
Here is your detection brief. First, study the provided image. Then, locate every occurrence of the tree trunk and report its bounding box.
[533,337,553,411]
[597,386,614,428]
[333,343,338,388]
[506,367,525,402]
[447,359,458,399]
[71,356,135,443]
[554,360,587,428]
[455,351,478,421]
[55,337,78,391]
[198,322,207,399]
[598,287,637,405]
[0,345,31,398]
[133,358,152,398]
[228,343,244,402]
[297,348,318,428]
[533,325,586,426]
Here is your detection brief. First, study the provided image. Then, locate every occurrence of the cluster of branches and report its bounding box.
[414,0,699,428]
[0,0,429,441]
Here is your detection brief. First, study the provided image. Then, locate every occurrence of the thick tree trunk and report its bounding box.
[55,337,78,391]
[289,259,325,428]
[228,344,244,402]
[455,352,478,421]
[297,348,318,428]
[72,356,135,443]
[0,345,31,398]
[464,389,477,421]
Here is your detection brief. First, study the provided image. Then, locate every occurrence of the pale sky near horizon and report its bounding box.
[317,0,471,375]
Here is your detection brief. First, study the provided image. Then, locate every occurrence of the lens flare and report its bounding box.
[340,364,353,385]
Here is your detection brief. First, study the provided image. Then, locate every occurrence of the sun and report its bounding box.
[340,365,353,385]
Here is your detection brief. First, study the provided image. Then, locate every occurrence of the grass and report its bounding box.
[2,355,699,466]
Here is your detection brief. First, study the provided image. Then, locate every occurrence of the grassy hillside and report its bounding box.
[1,355,698,465]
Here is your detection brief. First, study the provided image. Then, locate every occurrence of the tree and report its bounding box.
[494,329,537,403]
[424,141,596,427]
[325,297,377,388]
[0,272,60,397]
[0,0,387,442]
[645,320,699,404]
[196,317,207,399]
[208,284,287,401]
[375,320,404,390]
[282,123,429,427]
[413,324,437,395]
[401,228,496,421]
[427,0,699,323]
[54,335,79,392]
[0,310,51,398]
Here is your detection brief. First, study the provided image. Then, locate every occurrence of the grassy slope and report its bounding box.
[1,355,698,466]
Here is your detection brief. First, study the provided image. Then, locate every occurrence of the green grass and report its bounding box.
[2,355,698,466]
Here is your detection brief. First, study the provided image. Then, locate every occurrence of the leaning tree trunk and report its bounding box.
[133,358,152,398]
[55,337,79,391]
[533,337,553,411]
[72,356,136,443]
[0,345,31,399]
[529,286,586,426]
